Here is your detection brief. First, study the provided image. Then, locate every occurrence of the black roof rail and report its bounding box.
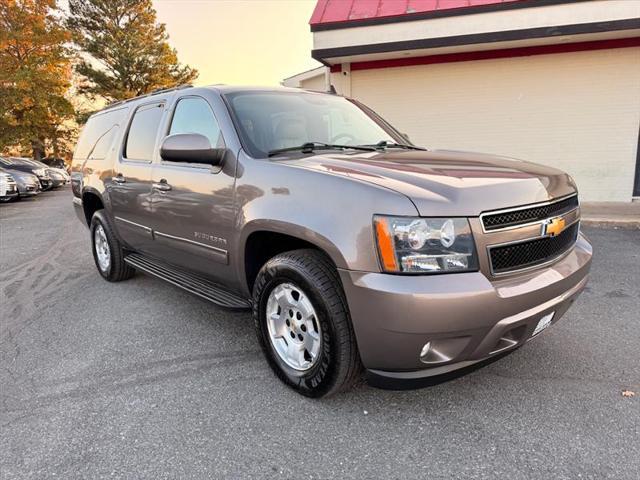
[103,84,193,111]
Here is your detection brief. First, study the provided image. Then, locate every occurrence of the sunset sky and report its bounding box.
[153,0,322,86]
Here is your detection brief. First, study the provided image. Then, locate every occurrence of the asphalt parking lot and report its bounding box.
[1,188,638,479]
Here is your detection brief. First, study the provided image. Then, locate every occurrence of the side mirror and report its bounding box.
[160,133,225,165]
[401,133,411,143]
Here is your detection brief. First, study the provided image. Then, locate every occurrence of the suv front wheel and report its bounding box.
[90,210,135,282]
[253,249,361,397]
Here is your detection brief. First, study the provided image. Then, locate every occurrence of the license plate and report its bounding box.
[532,312,554,336]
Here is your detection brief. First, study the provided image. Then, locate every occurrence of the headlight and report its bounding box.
[373,216,478,274]
[35,168,46,176]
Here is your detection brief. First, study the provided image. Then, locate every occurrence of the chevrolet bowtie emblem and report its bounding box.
[543,217,566,237]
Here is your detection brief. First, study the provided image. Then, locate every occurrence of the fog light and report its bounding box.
[420,342,432,359]
[419,337,471,364]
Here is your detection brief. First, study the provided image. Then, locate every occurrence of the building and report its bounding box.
[282,66,328,90]
[291,0,640,202]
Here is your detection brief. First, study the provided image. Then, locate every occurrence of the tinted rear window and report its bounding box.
[74,107,127,160]
[124,103,165,161]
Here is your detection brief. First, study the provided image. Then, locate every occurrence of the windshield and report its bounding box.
[224,91,403,158]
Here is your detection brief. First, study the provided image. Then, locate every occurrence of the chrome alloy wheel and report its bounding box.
[266,282,322,371]
[94,224,111,272]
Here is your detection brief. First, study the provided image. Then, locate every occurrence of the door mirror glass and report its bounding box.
[160,133,225,165]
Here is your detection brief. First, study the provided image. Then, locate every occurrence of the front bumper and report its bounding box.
[17,183,40,196]
[1,185,19,200]
[339,233,592,383]
[38,177,53,190]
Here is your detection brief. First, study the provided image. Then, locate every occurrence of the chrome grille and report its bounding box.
[482,195,579,231]
[489,222,580,274]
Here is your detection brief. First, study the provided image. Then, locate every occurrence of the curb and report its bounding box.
[581,219,640,229]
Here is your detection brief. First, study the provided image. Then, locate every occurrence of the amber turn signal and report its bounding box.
[374,216,399,272]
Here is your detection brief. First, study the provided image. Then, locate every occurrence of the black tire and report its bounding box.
[253,249,361,397]
[90,210,135,282]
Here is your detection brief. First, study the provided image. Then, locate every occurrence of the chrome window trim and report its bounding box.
[486,218,580,276]
[479,193,579,233]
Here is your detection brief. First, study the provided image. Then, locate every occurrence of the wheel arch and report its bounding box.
[240,220,347,295]
[81,188,106,226]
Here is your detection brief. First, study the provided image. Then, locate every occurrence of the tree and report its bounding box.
[0,0,75,159]
[67,0,198,103]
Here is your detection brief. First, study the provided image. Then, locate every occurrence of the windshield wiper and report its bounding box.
[268,142,377,157]
[364,140,426,151]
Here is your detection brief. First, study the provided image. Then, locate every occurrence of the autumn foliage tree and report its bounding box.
[0,0,75,159]
[67,0,198,103]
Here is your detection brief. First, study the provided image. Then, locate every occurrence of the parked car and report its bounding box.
[0,169,19,202]
[0,167,40,199]
[0,157,53,190]
[41,157,68,172]
[19,159,67,188]
[71,85,592,397]
[46,168,68,188]
[48,166,71,184]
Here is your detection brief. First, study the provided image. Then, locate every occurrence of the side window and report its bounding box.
[74,107,126,160]
[89,125,119,160]
[124,103,164,161]
[169,97,224,148]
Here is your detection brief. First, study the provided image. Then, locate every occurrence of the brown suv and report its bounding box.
[71,85,592,397]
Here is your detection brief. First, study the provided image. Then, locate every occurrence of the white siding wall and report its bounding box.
[344,47,640,202]
[300,74,327,91]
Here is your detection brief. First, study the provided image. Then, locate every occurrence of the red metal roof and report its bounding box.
[310,0,520,27]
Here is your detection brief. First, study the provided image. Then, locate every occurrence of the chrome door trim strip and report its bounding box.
[479,193,579,233]
[114,216,152,233]
[154,231,228,255]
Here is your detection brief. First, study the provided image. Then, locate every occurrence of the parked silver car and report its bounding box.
[0,169,19,202]
[3,168,40,199]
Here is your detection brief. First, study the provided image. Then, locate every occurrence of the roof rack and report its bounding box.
[104,84,193,110]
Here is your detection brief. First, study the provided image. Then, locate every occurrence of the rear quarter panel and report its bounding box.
[71,105,133,210]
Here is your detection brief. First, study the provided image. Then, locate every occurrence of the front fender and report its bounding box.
[232,155,419,290]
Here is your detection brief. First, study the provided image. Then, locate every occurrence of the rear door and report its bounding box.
[109,100,167,251]
[147,93,237,282]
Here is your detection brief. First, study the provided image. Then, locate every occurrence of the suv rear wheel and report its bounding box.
[90,210,135,282]
[253,249,361,397]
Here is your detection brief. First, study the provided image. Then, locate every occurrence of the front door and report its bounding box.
[148,95,236,282]
[109,101,166,251]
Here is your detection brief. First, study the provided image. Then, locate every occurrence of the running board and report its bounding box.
[124,253,251,310]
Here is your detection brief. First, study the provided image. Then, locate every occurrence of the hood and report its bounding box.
[278,149,576,216]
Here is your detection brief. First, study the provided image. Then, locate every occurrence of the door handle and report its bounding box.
[152,180,172,192]
[112,174,126,184]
